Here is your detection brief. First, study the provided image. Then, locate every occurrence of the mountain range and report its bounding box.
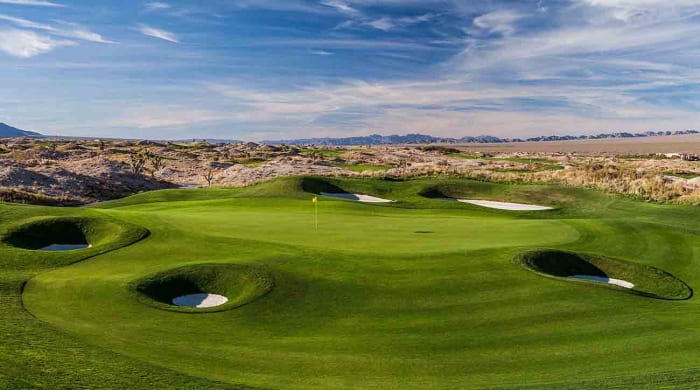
[1,121,699,145]
[263,130,700,145]
[0,123,42,138]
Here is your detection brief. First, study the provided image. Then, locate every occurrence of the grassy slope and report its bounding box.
[0,204,251,389]
[4,176,700,388]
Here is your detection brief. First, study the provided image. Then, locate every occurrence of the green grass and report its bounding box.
[2,176,700,388]
[666,172,699,179]
[241,160,266,167]
[300,148,344,158]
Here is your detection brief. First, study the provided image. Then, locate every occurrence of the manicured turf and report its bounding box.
[3,176,700,388]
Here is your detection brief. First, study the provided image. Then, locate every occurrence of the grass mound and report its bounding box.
[3,217,129,250]
[418,181,575,208]
[518,250,692,300]
[300,177,347,194]
[132,263,274,313]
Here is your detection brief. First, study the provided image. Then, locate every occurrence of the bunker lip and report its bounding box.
[40,244,92,251]
[172,293,228,308]
[131,263,274,313]
[457,199,553,211]
[517,249,692,300]
[320,192,395,203]
[568,275,634,289]
[3,217,92,251]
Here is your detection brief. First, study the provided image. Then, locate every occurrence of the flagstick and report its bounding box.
[314,199,318,231]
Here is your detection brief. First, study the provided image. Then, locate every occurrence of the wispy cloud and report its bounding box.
[0,28,73,58]
[471,10,524,36]
[0,14,116,43]
[143,2,170,12]
[4,0,700,139]
[0,0,63,6]
[139,25,179,43]
[340,12,435,32]
[320,0,358,15]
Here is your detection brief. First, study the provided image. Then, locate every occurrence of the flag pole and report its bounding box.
[312,196,318,231]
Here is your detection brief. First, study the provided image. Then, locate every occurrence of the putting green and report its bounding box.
[3,177,700,388]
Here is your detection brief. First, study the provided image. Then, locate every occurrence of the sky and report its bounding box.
[0,0,699,140]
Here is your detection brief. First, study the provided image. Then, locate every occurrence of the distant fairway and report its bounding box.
[3,177,700,388]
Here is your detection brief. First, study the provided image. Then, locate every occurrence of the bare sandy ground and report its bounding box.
[172,293,229,308]
[457,199,553,211]
[320,192,394,203]
[455,133,700,154]
[568,275,634,288]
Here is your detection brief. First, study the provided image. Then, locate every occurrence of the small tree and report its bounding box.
[128,149,148,176]
[203,168,215,187]
[150,153,166,171]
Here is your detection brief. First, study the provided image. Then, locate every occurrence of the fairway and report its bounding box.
[3,177,700,388]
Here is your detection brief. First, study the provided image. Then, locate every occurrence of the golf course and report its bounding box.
[3,176,700,389]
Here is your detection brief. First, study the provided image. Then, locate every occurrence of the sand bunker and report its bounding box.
[518,249,692,300]
[172,293,229,308]
[457,199,553,211]
[40,244,92,251]
[133,263,274,312]
[320,192,394,203]
[568,275,634,289]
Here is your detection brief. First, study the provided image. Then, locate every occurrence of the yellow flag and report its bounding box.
[312,196,318,203]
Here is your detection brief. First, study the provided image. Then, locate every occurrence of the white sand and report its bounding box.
[40,244,91,251]
[457,199,553,211]
[172,293,229,308]
[320,192,394,203]
[568,275,634,289]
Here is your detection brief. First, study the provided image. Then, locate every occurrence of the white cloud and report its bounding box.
[0,0,62,6]
[0,14,116,44]
[366,17,394,31]
[64,27,116,44]
[472,10,524,36]
[144,2,171,12]
[139,25,179,43]
[338,12,434,32]
[320,0,358,14]
[311,49,334,55]
[110,106,229,128]
[0,28,73,57]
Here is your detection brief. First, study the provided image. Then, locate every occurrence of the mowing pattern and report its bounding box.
[3,176,700,389]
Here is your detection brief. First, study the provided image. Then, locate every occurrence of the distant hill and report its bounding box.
[263,130,700,146]
[0,123,42,138]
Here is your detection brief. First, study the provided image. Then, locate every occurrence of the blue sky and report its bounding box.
[0,0,699,140]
